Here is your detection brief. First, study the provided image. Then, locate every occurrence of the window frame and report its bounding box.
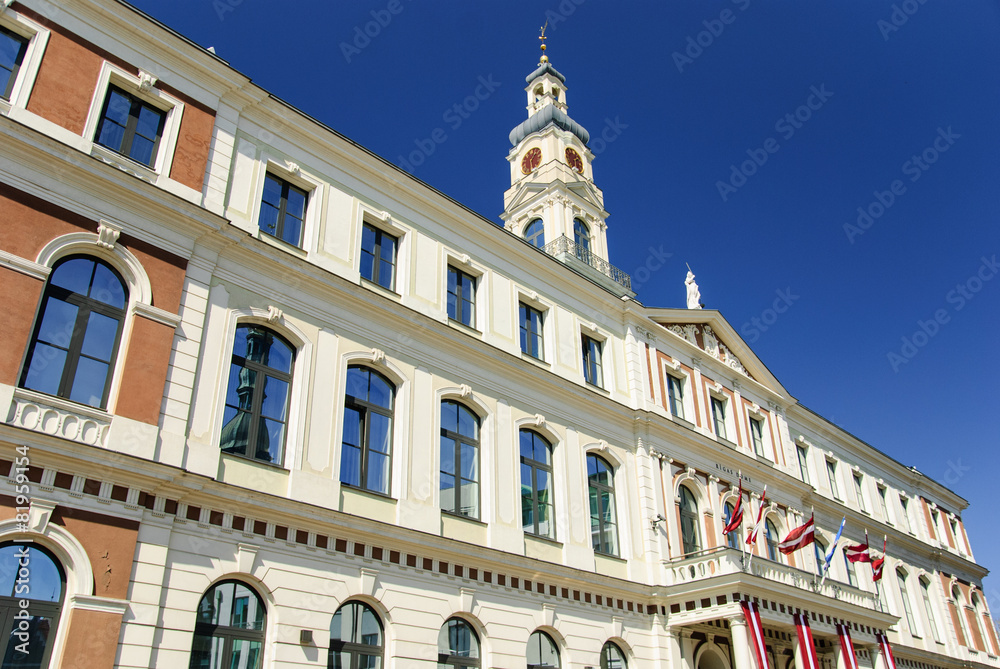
[526,630,560,669]
[919,577,942,643]
[710,396,728,441]
[764,519,780,562]
[877,485,891,523]
[0,9,49,114]
[678,486,702,555]
[896,569,919,637]
[219,324,296,466]
[447,265,478,329]
[329,601,384,669]
[581,334,604,388]
[899,495,913,533]
[600,641,627,669]
[0,24,28,101]
[189,580,266,669]
[257,172,309,247]
[519,301,545,361]
[796,445,810,484]
[341,366,396,496]
[524,218,545,249]
[19,255,128,410]
[826,459,841,500]
[724,502,741,549]
[749,416,766,458]
[437,617,481,668]
[360,222,399,292]
[93,84,167,168]
[440,400,481,520]
[665,372,686,420]
[520,429,556,540]
[0,542,65,669]
[587,453,619,556]
[843,550,857,587]
[853,472,867,512]
[82,62,184,178]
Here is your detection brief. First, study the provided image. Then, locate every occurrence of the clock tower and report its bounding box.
[501,41,629,293]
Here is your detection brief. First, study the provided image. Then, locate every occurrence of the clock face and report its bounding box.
[565,148,583,173]
[521,148,542,174]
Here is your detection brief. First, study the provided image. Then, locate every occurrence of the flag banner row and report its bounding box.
[793,613,820,669]
[836,623,860,669]
[876,633,898,669]
[741,600,772,669]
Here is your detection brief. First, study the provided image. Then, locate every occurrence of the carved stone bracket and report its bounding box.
[370,348,386,365]
[266,305,283,324]
[96,220,122,250]
[137,70,158,92]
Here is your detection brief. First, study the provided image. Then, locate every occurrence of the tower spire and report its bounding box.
[539,20,549,64]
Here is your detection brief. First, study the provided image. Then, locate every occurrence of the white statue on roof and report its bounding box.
[685,269,702,310]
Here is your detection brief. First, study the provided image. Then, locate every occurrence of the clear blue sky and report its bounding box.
[126,1,1000,598]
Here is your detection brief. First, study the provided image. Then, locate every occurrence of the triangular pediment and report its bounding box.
[646,308,792,401]
[503,178,606,220]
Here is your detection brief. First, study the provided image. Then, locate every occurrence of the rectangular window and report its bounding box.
[94,85,166,167]
[519,302,544,360]
[447,266,476,328]
[582,335,603,387]
[0,26,29,101]
[796,445,810,484]
[258,173,307,247]
[711,397,727,441]
[749,417,765,457]
[666,374,685,420]
[900,496,912,532]
[827,460,841,499]
[853,473,867,512]
[878,485,890,522]
[360,223,398,291]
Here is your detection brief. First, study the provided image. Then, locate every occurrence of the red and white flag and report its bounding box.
[836,624,860,669]
[746,486,769,546]
[779,515,815,555]
[876,633,898,669]
[741,600,772,669]
[793,613,820,669]
[844,543,871,563]
[724,478,745,536]
[871,536,887,582]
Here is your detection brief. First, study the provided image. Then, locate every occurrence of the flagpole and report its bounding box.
[738,472,747,571]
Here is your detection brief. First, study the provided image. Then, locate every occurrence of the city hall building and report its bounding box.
[0,1,996,667]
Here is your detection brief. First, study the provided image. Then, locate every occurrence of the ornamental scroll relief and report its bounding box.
[665,324,750,377]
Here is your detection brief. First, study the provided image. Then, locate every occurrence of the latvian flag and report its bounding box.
[723,478,745,536]
[741,600,772,669]
[746,486,768,546]
[876,633,898,669]
[844,543,871,563]
[871,536,887,582]
[779,515,815,555]
[836,624,860,669]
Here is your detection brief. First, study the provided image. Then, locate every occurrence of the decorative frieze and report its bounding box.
[6,390,109,447]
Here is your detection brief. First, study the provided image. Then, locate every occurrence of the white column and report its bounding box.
[729,615,754,669]
[665,628,686,669]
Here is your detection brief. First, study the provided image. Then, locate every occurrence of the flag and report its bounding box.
[741,600,772,669]
[871,536,887,582]
[823,517,846,575]
[876,633,898,669]
[794,613,820,669]
[836,624,860,669]
[844,543,871,563]
[724,478,744,535]
[746,485,768,546]
[779,515,815,554]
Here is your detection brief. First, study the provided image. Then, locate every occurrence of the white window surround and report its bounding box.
[432,386,493,520]
[516,289,553,364]
[443,251,486,332]
[578,320,611,390]
[745,404,773,461]
[249,155,325,255]
[708,391,735,443]
[356,204,410,295]
[661,360,695,423]
[0,8,49,114]
[81,61,184,182]
[209,308,313,472]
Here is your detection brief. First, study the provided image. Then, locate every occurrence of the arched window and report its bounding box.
[972,594,993,653]
[0,542,65,668]
[441,401,481,519]
[814,538,827,576]
[524,219,545,249]
[220,325,294,464]
[527,630,559,669]
[438,618,480,667]
[723,502,740,549]
[20,255,127,409]
[601,641,627,669]
[765,520,780,562]
[587,454,619,556]
[341,366,395,494]
[573,219,590,257]
[330,601,383,669]
[678,486,701,555]
[953,585,972,646]
[919,577,941,643]
[189,580,265,669]
[896,569,918,635]
[520,430,555,539]
[843,551,857,587]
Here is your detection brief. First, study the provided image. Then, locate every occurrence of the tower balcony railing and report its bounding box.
[542,235,632,292]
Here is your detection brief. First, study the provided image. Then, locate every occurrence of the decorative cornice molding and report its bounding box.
[0,249,50,281]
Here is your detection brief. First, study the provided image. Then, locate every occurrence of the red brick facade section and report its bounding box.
[24,23,102,135]
[169,101,215,190]
[116,315,176,424]
[0,268,43,385]
[59,607,125,669]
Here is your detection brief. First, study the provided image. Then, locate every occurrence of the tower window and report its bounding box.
[573,219,590,256]
[524,219,545,249]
